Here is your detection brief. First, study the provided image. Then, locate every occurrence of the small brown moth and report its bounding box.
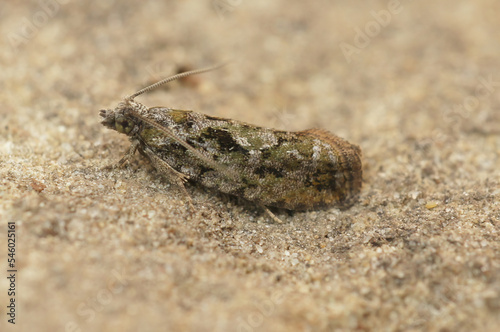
[100,65,362,222]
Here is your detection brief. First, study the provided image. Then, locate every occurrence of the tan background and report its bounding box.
[1,0,499,331]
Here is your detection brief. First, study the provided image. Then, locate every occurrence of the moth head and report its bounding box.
[99,104,137,135]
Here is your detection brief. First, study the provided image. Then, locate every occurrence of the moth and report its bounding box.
[100,65,362,222]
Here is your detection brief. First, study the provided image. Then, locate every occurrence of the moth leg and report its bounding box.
[142,148,194,211]
[261,205,284,224]
[116,139,140,167]
[103,139,140,170]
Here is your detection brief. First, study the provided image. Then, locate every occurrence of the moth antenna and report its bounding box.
[127,62,229,100]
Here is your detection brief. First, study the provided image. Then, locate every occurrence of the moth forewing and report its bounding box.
[126,108,239,182]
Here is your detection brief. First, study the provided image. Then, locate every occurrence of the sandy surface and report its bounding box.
[1,1,499,331]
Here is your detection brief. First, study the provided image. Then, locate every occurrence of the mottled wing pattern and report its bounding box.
[137,108,362,210]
